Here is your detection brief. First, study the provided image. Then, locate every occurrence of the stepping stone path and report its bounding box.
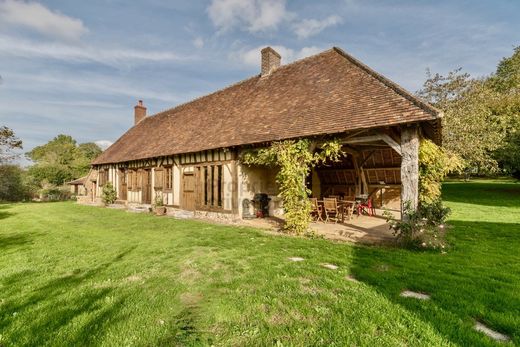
[321,263,339,270]
[400,290,430,300]
[288,257,305,262]
[474,322,510,342]
[345,275,359,283]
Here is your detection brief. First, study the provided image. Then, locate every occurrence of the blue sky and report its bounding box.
[1,0,519,163]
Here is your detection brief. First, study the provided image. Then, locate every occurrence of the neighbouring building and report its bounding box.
[84,47,441,219]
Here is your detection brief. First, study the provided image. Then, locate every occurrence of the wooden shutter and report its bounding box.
[154,169,164,189]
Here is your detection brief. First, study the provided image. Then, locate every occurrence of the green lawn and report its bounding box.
[0,180,519,346]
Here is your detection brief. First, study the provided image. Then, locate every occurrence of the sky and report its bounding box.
[1,0,519,165]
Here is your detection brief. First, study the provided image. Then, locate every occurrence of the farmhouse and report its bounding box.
[85,47,441,219]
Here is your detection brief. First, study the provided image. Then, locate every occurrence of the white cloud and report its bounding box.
[95,140,113,150]
[231,45,324,68]
[0,35,184,66]
[207,0,291,33]
[292,15,343,38]
[193,37,204,49]
[0,0,88,41]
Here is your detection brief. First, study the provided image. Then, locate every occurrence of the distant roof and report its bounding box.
[67,176,86,185]
[93,47,440,165]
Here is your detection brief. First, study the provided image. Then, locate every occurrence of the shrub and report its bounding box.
[40,186,71,201]
[384,200,451,250]
[419,139,463,203]
[101,182,117,205]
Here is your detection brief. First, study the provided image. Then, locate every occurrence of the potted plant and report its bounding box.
[154,193,166,216]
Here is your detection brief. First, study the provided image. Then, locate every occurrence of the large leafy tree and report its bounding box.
[417,47,520,175]
[26,135,102,186]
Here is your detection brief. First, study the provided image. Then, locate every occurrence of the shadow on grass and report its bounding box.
[0,232,36,251]
[350,220,520,346]
[0,246,137,345]
[0,204,15,220]
[443,181,520,207]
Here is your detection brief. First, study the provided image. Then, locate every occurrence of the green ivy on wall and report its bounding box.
[242,138,343,235]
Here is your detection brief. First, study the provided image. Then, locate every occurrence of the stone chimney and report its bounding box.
[134,100,147,125]
[261,47,281,76]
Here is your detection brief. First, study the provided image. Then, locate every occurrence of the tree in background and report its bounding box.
[417,47,520,176]
[0,126,23,163]
[26,134,102,187]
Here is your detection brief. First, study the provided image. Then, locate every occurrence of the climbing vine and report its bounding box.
[419,139,462,204]
[242,138,343,235]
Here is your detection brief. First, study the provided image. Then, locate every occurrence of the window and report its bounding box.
[164,167,173,190]
[199,164,223,209]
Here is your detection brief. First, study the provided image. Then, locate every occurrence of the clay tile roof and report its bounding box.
[67,176,87,185]
[93,47,440,165]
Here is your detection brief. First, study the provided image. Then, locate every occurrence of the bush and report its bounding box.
[101,182,117,205]
[40,186,72,201]
[384,200,451,250]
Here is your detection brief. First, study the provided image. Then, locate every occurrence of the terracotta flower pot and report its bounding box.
[155,206,166,216]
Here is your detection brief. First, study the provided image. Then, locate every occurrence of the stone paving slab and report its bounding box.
[474,322,510,342]
[288,257,305,262]
[321,263,339,270]
[400,290,430,300]
[345,275,359,283]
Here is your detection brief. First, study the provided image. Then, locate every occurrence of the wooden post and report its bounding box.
[400,126,419,219]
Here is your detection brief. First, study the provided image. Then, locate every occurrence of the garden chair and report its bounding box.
[357,198,376,217]
[309,198,323,222]
[323,198,340,223]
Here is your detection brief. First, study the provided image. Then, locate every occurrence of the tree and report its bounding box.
[0,126,22,163]
[417,70,509,174]
[0,165,30,201]
[26,135,102,187]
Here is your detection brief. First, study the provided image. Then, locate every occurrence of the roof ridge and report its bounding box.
[144,48,337,121]
[332,47,442,118]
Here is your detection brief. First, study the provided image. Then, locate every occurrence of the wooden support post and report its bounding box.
[400,126,419,219]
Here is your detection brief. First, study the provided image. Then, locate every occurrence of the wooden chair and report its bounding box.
[343,201,355,221]
[323,198,340,223]
[309,198,323,222]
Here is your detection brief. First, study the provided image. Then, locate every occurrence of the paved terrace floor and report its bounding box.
[239,209,399,245]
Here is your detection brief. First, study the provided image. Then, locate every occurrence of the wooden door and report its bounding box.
[118,170,127,201]
[142,169,152,204]
[182,172,196,211]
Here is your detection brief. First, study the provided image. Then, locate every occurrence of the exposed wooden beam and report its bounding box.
[342,134,402,156]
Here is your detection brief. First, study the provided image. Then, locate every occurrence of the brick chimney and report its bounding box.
[134,100,146,125]
[261,47,281,76]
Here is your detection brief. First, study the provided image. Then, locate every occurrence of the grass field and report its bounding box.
[0,180,519,346]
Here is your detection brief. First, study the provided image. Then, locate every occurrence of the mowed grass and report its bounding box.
[0,180,519,346]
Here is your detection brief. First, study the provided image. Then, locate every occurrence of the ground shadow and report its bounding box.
[0,246,137,345]
[0,204,15,220]
[350,220,520,346]
[443,181,520,207]
[0,232,38,251]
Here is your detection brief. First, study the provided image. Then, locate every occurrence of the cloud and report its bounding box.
[193,37,204,49]
[95,140,113,150]
[231,45,324,67]
[207,0,291,33]
[0,35,185,66]
[292,15,342,39]
[0,0,88,41]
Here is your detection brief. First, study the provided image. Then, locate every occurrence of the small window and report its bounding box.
[164,167,173,190]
